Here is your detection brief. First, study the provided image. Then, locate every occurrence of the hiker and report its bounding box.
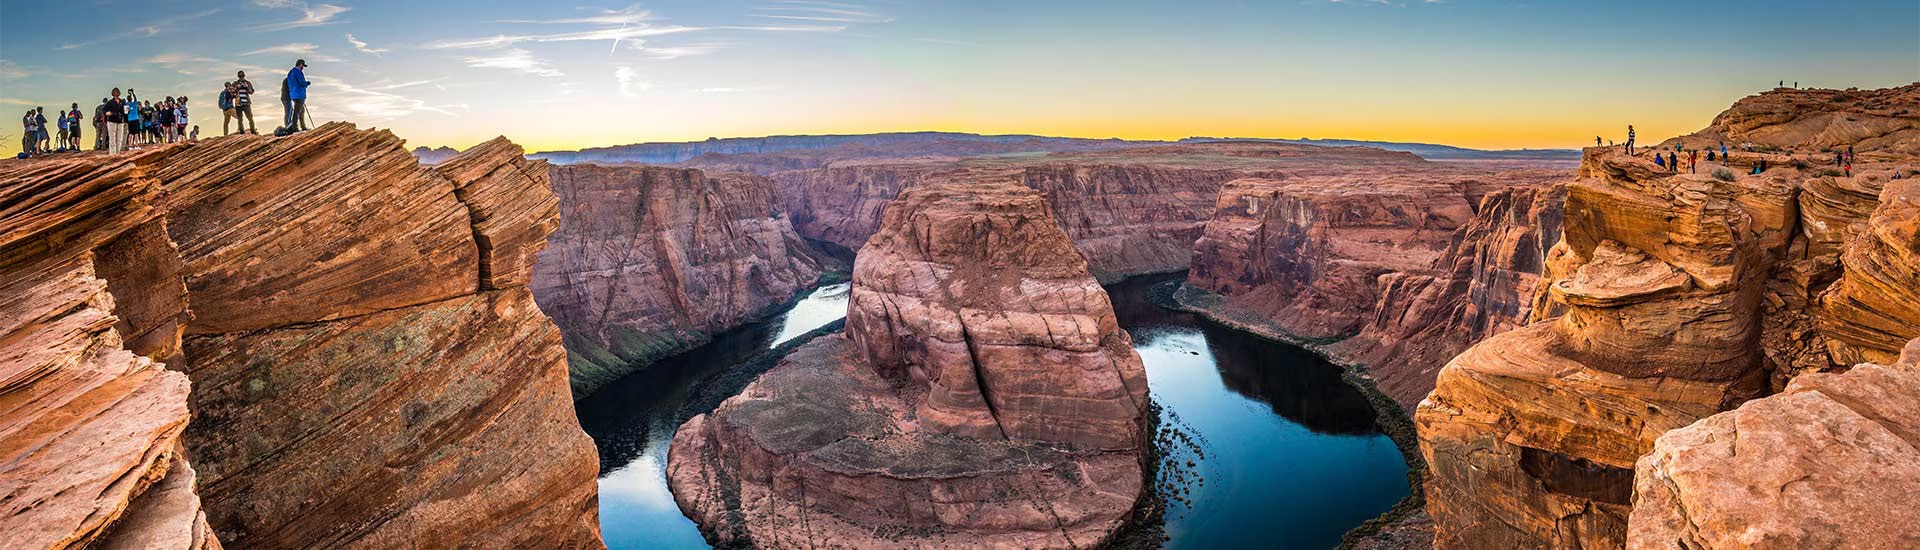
[105,89,128,154]
[1707,150,1716,162]
[159,97,177,143]
[55,107,70,152]
[125,93,142,147]
[1654,153,1666,169]
[66,103,82,152]
[93,98,107,150]
[1690,150,1699,173]
[1596,136,1603,147]
[1837,150,1846,166]
[279,75,292,133]
[1845,162,1852,177]
[21,109,38,156]
[232,71,257,134]
[1669,151,1679,172]
[220,82,236,135]
[35,107,50,153]
[189,125,199,141]
[175,97,189,142]
[286,59,311,133]
[1721,143,1729,161]
[1626,125,1636,155]
[1847,146,1855,164]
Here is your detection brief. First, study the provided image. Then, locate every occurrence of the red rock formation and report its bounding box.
[1628,338,1920,550]
[531,164,825,394]
[0,124,603,548]
[777,142,1435,281]
[669,177,1150,548]
[0,155,215,548]
[1422,85,1920,550]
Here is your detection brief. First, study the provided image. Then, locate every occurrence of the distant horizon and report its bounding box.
[5,1,1917,156]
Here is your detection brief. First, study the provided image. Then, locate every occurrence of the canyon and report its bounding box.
[667,176,1152,548]
[1417,85,1920,549]
[2,83,1912,550]
[0,124,601,548]
[531,164,828,394]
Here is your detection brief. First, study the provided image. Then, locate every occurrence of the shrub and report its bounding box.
[1712,168,1738,182]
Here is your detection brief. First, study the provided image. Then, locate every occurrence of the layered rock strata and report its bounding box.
[1181,168,1564,407]
[776,142,1436,281]
[531,165,825,394]
[1421,85,1920,550]
[1628,338,1920,550]
[0,155,216,549]
[669,177,1151,548]
[2,124,604,548]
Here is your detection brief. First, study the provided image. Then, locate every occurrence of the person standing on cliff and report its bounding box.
[1627,125,1636,155]
[219,83,236,135]
[232,71,257,134]
[104,89,128,154]
[285,59,311,133]
[1669,151,1679,173]
[1690,150,1699,173]
[1596,136,1603,147]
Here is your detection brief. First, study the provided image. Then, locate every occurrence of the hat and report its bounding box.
[295,59,307,67]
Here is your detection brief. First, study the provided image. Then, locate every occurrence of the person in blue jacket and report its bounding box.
[286,59,311,133]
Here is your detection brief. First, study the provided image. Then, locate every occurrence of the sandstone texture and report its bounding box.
[1180,166,1564,408]
[1628,339,1920,550]
[531,164,825,395]
[0,155,216,549]
[1421,85,1920,550]
[669,177,1150,548]
[1,124,604,548]
[777,141,1435,281]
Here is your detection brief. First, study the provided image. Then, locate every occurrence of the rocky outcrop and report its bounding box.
[668,176,1150,548]
[0,156,215,549]
[1628,338,1920,550]
[1176,167,1563,408]
[1422,85,1920,550]
[778,142,1435,281]
[1,124,604,548]
[531,164,825,395]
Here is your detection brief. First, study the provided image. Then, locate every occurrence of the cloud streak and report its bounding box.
[346,34,389,57]
[462,49,564,77]
[251,1,351,32]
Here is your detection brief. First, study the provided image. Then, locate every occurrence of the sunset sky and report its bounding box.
[2,0,1916,156]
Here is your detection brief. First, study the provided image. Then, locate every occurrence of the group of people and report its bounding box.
[16,59,313,158]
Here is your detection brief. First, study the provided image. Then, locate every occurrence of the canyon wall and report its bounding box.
[1,123,605,548]
[0,155,216,549]
[531,165,826,395]
[1420,85,1920,550]
[668,176,1150,548]
[1179,168,1564,408]
[777,142,1436,281]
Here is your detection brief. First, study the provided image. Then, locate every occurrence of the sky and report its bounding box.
[2,0,1916,156]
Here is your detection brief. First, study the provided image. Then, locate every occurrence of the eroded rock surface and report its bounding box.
[1628,339,1920,550]
[0,155,215,548]
[1,124,604,548]
[777,141,1436,281]
[531,164,825,394]
[669,176,1150,548]
[1422,85,1920,550]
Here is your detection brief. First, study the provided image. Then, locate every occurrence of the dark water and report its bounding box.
[577,274,1409,549]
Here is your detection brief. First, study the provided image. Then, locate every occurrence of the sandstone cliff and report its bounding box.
[1420,85,1920,550]
[668,176,1151,548]
[2,124,604,548]
[777,141,1435,281]
[0,155,216,549]
[531,164,826,395]
[1179,168,1564,408]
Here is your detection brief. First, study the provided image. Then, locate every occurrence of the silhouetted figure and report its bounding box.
[1669,152,1679,173]
[1627,125,1636,155]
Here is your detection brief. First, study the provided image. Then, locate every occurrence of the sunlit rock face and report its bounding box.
[531,164,826,395]
[1420,84,1920,550]
[669,175,1151,548]
[775,141,1438,281]
[0,124,605,549]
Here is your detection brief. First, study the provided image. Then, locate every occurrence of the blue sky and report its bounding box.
[2,0,1916,155]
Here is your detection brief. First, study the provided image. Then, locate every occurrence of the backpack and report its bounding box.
[280,78,290,102]
[220,90,233,110]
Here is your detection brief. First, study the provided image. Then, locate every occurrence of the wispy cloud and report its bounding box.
[753,1,893,23]
[314,79,464,121]
[644,43,731,60]
[499,6,656,26]
[242,43,343,63]
[614,66,654,97]
[463,49,564,77]
[57,9,220,50]
[346,34,389,57]
[251,1,350,32]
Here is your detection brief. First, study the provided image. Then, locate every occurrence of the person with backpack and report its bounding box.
[220,82,236,135]
[286,59,311,133]
[280,75,293,134]
[105,89,129,154]
[93,98,107,151]
[125,92,143,147]
[55,108,70,152]
[232,71,257,134]
[34,107,50,153]
[65,104,82,152]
